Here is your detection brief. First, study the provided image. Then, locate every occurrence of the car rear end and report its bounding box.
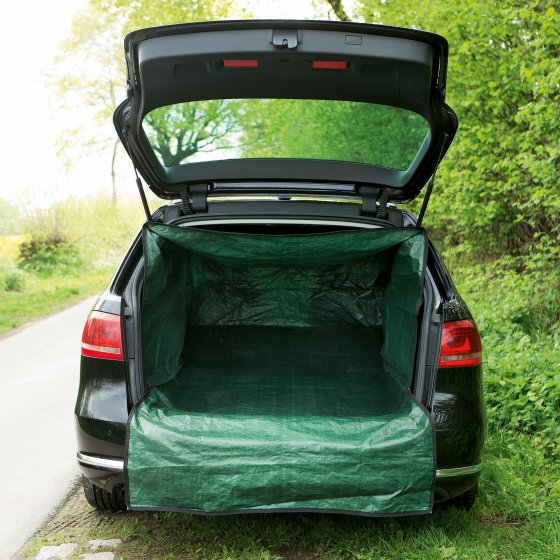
[76,199,484,511]
[75,20,484,513]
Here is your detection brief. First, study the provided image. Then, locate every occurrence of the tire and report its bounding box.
[449,483,478,511]
[82,476,127,511]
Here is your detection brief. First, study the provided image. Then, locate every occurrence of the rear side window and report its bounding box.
[142,99,429,171]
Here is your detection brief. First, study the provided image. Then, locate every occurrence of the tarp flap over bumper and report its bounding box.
[126,224,434,515]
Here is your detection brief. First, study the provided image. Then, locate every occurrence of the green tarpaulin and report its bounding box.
[126,223,435,515]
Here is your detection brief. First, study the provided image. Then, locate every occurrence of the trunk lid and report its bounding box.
[115,20,457,203]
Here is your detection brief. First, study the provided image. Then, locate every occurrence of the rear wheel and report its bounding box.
[449,483,478,511]
[82,476,127,511]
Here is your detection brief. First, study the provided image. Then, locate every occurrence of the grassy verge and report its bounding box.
[17,432,560,560]
[0,271,111,334]
[0,197,144,335]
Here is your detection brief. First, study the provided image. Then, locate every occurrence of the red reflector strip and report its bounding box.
[223,59,259,68]
[81,311,124,361]
[438,319,482,368]
[312,60,348,70]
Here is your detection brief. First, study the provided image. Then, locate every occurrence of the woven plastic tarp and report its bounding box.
[126,224,434,514]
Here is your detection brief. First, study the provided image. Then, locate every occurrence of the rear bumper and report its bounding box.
[78,452,124,471]
[77,452,125,492]
[434,464,481,502]
[78,452,482,479]
[436,464,482,478]
[77,452,481,501]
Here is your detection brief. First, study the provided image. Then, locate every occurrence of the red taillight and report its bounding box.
[438,320,482,368]
[81,311,123,361]
[312,60,349,70]
[223,59,259,68]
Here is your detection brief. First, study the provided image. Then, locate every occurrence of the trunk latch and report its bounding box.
[272,29,299,49]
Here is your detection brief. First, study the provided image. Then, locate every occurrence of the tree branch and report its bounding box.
[326,0,350,22]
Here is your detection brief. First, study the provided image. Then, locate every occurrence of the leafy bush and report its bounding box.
[0,261,27,292]
[485,341,560,459]
[12,195,146,278]
[3,269,26,292]
[452,259,560,459]
[18,234,83,276]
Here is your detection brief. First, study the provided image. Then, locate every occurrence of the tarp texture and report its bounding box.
[126,223,435,515]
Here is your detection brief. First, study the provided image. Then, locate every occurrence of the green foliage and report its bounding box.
[0,261,26,292]
[15,195,146,274]
[3,269,26,292]
[18,236,83,276]
[341,0,560,465]
[104,0,240,32]
[354,0,560,264]
[239,99,427,169]
[452,260,560,459]
[0,196,146,334]
[144,100,244,166]
[143,99,428,168]
[0,272,112,335]
[16,202,84,276]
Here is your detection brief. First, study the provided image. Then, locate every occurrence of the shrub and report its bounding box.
[3,269,26,292]
[0,260,27,292]
[452,258,560,459]
[18,234,83,276]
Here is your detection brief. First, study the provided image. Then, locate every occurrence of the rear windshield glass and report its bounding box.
[142,99,429,171]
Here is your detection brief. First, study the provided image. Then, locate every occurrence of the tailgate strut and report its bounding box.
[133,167,151,221]
[123,127,152,221]
[416,133,449,227]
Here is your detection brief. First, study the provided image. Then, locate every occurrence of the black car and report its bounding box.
[76,20,485,516]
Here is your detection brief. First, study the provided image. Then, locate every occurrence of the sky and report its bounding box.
[0,0,88,205]
[0,0,328,208]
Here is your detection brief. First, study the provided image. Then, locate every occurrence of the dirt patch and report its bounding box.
[13,486,134,560]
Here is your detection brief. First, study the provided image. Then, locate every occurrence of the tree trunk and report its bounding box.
[111,140,118,204]
[327,0,350,21]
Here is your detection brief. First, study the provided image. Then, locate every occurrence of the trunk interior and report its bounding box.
[126,222,435,515]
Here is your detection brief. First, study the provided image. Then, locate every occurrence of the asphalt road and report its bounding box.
[0,297,98,560]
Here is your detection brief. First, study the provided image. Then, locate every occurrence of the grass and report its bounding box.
[0,197,142,334]
[0,271,111,334]
[17,433,560,560]
[0,233,113,335]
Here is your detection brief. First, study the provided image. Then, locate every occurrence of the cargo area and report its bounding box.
[126,223,435,515]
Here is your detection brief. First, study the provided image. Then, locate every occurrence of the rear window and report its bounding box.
[142,99,429,171]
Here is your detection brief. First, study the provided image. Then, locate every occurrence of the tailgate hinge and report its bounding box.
[359,186,389,218]
[178,184,209,215]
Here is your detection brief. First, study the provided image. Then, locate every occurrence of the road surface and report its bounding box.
[0,297,98,560]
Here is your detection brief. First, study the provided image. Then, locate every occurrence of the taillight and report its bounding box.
[438,320,482,368]
[81,311,123,361]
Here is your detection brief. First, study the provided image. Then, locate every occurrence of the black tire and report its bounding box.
[449,483,478,511]
[82,476,127,511]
